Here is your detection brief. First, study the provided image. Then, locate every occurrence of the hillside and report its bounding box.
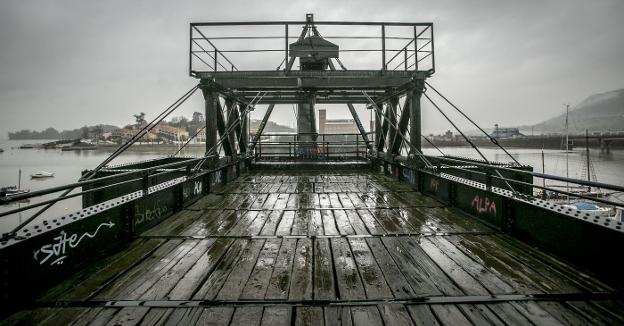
[521,88,624,134]
[250,119,295,133]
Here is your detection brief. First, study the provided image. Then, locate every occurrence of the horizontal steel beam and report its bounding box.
[191,21,433,27]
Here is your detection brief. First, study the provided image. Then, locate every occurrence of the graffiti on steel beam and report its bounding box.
[183,181,203,200]
[135,203,168,227]
[430,178,439,192]
[211,170,224,187]
[471,195,497,215]
[402,168,416,185]
[33,221,115,266]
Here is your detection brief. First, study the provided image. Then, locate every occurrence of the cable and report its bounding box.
[424,82,521,166]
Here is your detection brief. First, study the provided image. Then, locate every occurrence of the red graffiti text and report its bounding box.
[471,195,496,215]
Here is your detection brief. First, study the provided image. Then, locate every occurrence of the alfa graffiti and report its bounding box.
[135,202,168,226]
[471,195,497,215]
[33,221,115,266]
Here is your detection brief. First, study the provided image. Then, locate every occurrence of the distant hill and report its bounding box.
[250,119,295,133]
[520,88,624,134]
[8,124,119,140]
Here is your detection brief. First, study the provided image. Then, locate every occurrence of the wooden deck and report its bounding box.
[5,170,623,325]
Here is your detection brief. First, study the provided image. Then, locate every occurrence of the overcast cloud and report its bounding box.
[1,0,623,138]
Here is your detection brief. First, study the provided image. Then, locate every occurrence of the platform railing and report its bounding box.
[189,20,434,74]
[252,133,369,161]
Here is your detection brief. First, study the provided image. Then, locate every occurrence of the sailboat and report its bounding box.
[1,170,30,201]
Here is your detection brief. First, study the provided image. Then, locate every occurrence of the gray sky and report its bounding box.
[1,0,623,139]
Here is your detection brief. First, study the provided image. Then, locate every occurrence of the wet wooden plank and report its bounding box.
[39,238,164,302]
[357,209,386,235]
[457,304,505,326]
[510,301,564,325]
[120,240,199,300]
[196,307,234,326]
[406,305,439,325]
[260,306,292,326]
[230,306,264,326]
[536,302,588,326]
[105,307,150,326]
[308,210,324,235]
[291,210,309,235]
[259,210,283,236]
[322,210,339,235]
[296,306,324,326]
[486,303,533,326]
[324,306,353,326]
[142,210,202,236]
[430,304,471,326]
[351,306,383,326]
[331,238,366,300]
[314,238,336,300]
[427,236,513,294]
[289,238,314,300]
[227,211,260,235]
[335,210,356,235]
[382,237,457,296]
[241,239,282,300]
[217,239,266,300]
[265,238,298,300]
[180,210,229,237]
[275,210,295,235]
[141,239,215,300]
[366,238,416,299]
[419,237,490,295]
[193,239,248,300]
[161,307,203,325]
[349,239,393,299]
[94,239,184,300]
[169,238,233,300]
[378,304,415,326]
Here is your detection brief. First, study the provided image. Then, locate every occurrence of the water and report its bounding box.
[0,139,205,233]
[1,139,623,233]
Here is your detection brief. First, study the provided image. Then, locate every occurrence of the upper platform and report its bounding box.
[189,17,434,96]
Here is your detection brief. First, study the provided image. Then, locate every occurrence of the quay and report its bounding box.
[1,15,623,325]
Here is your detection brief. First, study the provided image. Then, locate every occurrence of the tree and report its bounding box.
[80,126,90,139]
[192,112,204,123]
[133,112,146,126]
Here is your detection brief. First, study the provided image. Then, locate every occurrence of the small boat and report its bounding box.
[0,185,30,200]
[31,171,55,179]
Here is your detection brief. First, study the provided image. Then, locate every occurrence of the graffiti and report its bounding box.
[211,170,224,187]
[471,195,497,215]
[430,179,439,192]
[33,221,115,266]
[402,168,416,185]
[194,181,202,195]
[183,181,203,199]
[135,203,168,226]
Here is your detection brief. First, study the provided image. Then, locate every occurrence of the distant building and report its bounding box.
[490,124,524,139]
[318,109,359,134]
[111,122,188,142]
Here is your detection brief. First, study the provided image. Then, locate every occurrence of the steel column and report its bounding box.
[203,89,218,156]
[215,100,233,156]
[409,81,424,153]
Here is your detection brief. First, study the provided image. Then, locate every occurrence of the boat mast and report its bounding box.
[18,169,21,190]
[565,104,570,203]
[585,129,591,192]
[541,146,546,199]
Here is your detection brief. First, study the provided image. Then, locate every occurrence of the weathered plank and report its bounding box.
[289,238,313,300]
[265,238,297,300]
[331,238,366,300]
[241,239,282,300]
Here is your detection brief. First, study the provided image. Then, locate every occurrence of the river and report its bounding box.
[1,139,623,233]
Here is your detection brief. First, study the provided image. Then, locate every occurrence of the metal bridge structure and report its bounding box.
[1,15,624,325]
